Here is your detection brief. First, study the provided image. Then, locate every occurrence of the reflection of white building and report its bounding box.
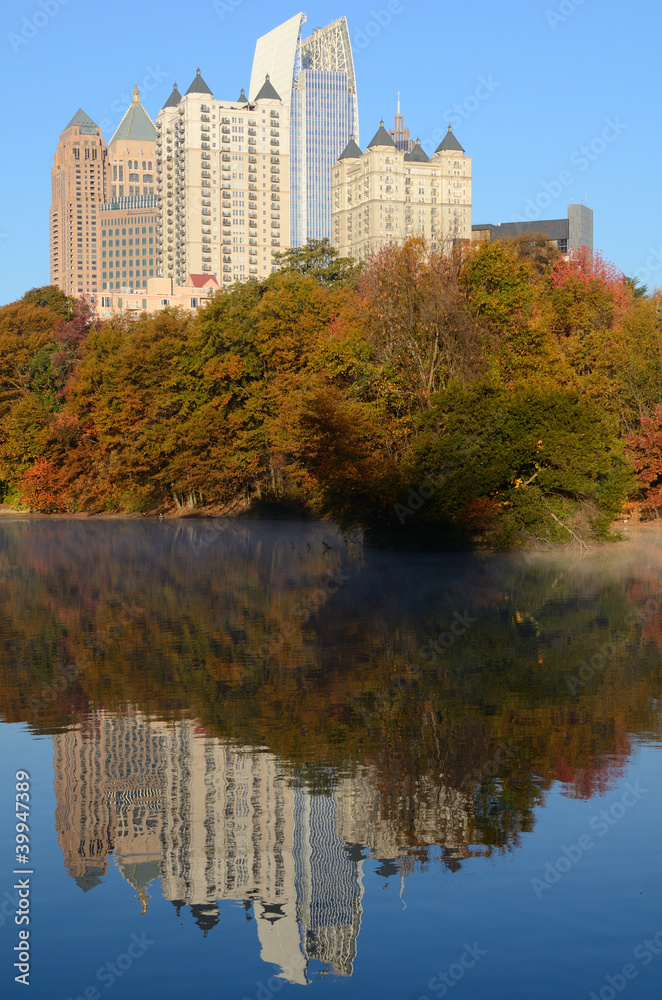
[53,712,491,982]
[335,767,480,862]
[52,714,365,982]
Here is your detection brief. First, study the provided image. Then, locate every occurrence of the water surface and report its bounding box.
[1,519,661,999]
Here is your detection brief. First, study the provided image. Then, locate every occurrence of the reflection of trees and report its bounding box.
[1,520,662,857]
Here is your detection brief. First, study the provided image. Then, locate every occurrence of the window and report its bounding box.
[101,296,112,307]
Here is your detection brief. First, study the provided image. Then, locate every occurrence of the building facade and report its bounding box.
[49,110,106,296]
[250,14,359,246]
[100,87,157,292]
[471,204,593,254]
[156,69,289,288]
[50,90,158,297]
[96,274,220,319]
[331,122,472,261]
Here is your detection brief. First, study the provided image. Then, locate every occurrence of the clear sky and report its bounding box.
[0,0,657,305]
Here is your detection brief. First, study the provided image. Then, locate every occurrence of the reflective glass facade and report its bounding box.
[251,16,359,249]
[291,69,357,246]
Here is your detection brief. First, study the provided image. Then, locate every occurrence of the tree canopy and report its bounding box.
[0,242,658,547]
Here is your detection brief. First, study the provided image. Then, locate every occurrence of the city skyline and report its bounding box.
[0,0,656,305]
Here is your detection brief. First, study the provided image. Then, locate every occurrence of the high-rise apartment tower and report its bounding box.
[156,69,289,288]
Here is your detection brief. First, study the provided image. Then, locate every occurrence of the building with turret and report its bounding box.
[155,68,289,288]
[331,121,472,261]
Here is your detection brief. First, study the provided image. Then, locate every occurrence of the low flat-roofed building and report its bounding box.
[472,203,593,254]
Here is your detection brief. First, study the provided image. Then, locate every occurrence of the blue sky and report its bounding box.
[0,0,657,305]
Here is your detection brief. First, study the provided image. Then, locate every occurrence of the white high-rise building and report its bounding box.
[250,14,359,246]
[156,69,289,288]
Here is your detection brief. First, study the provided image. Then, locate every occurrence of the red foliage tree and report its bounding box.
[17,458,65,512]
[626,403,662,513]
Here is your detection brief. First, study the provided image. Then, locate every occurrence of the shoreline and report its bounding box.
[1,503,656,544]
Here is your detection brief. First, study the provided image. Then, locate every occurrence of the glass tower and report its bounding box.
[250,14,359,247]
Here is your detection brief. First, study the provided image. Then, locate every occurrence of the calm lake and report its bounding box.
[1,517,661,1000]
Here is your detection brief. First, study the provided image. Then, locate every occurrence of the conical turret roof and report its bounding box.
[185,68,213,96]
[109,87,156,144]
[65,109,99,135]
[163,83,182,108]
[338,136,363,160]
[237,88,249,104]
[367,120,396,149]
[404,139,430,162]
[254,74,281,102]
[435,124,465,154]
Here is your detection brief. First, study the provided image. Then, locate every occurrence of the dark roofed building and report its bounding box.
[64,109,100,136]
[404,139,429,163]
[338,137,363,160]
[163,83,182,109]
[471,204,593,255]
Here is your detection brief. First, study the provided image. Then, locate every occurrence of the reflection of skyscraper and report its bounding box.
[53,713,164,905]
[52,713,364,982]
[294,790,364,977]
[53,711,490,982]
[249,14,359,246]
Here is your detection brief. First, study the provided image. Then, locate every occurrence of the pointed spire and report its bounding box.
[109,91,156,144]
[64,109,99,135]
[237,87,249,104]
[404,138,430,163]
[435,124,465,154]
